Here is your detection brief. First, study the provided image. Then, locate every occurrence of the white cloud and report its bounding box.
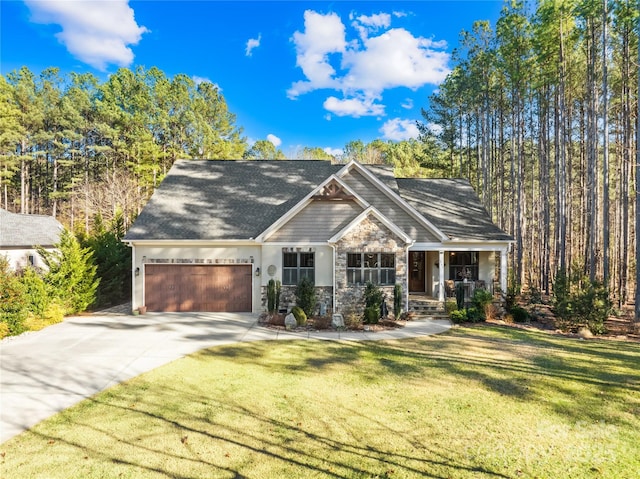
[380,118,420,141]
[341,29,450,92]
[267,134,282,147]
[323,147,343,157]
[25,0,147,70]
[401,98,414,109]
[289,10,450,118]
[245,34,261,56]
[356,13,391,28]
[323,95,384,118]
[287,10,346,99]
[351,12,391,40]
[192,76,222,92]
[425,122,443,136]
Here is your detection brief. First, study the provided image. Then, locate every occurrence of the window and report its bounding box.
[449,252,478,281]
[282,252,315,285]
[347,252,395,285]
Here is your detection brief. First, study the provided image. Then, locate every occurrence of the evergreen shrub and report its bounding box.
[295,276,317,318]
[291,306,307,326]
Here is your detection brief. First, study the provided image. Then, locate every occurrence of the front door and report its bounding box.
[409,251,425,292]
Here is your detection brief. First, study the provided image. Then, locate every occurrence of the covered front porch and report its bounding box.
[407,246,509,303]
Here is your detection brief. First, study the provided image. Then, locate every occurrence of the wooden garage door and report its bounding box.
[144,264,252,312]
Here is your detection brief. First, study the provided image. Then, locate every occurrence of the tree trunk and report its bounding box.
[602,0,610,285]
[635,0,640,325]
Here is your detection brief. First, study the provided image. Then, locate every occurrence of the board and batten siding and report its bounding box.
[341,169,439,242]
[266,200,363,242]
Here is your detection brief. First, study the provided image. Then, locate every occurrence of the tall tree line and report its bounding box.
[0,66,246,231]
[420,0,638,309]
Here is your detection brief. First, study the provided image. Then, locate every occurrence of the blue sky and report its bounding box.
[1,1,503,157]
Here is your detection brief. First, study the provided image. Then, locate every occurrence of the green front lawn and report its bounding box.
[2,325,639,478]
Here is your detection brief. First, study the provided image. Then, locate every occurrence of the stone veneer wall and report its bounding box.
[334,215,408,315]
[260,285,333,315]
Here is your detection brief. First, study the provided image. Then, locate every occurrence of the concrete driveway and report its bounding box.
[0,311,450,444]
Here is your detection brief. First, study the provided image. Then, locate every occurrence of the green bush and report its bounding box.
[0,321,9,340]
[573,280,611,335]
[552,268,571,324]
[24,301,65,331]
[267,279,277,313]
[291,306,307,326]
[81,213,131,307]
[449,309,467,324]
[552,268,612,334]
[393,283,402,318]
[38,229,99,314]
[363,282,383,309]
[471,288,493,320]
[295,276,317,318]
[20,267,50,316]
[506,269,520,311]
[364,305,379,324]
[465,307,483,323]
[444,300,457,315]
[510,306,530,323]
[275,280,282,312]
[363,282,383,323]
[0,256,27,336]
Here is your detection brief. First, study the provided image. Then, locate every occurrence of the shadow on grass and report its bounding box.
[204,328,640,427]
[4,325,640,477]
[26,382,513,479]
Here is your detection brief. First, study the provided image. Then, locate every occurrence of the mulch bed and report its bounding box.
[475,302,640,343]
[257,312,408,332]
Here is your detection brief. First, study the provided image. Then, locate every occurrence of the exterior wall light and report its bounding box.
[255,267,261,277]
[135,267,140,276]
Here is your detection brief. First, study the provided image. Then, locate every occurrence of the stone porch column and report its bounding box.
[438,250,445,302]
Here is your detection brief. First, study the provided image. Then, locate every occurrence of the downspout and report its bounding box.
[330,243,337,314]
[127,242,135,312]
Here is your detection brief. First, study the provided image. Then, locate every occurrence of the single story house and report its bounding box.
[123,159,513,314]
[0,208,64,270]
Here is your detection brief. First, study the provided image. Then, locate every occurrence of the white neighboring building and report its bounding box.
[0,208,64,270]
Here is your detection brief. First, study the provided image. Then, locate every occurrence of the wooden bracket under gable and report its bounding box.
[312,180,355,201]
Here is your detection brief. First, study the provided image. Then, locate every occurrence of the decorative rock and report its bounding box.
[331,313,345,329]
[578,327,594,339]
[284,313,297,330]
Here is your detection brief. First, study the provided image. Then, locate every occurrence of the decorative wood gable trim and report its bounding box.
[337,161,449,242]
[255,174,369,242]
[312,180,356,201]
[328,206,413,245]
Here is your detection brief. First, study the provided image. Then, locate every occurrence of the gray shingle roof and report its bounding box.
[396,178,513,242]
[124,160,342,241]
[123,159,512,243]
[0,209,64,247]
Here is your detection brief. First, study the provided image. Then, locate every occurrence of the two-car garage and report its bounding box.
[144,264,253,312]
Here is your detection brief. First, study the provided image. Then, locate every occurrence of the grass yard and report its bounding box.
[2,325,639,478]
